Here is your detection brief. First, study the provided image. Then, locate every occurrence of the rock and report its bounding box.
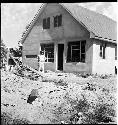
[27,95,37,104]
[27,89,39,104]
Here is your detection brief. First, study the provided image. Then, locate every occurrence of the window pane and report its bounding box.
[72,50,80,62]
[81,41,86,53]
[48,53,54,58]
[48,58,54,62]
[67,42,81,62]
[81,54,85,62]
[72,45,80,50]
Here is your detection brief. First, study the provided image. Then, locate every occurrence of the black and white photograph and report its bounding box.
[1,2,117,124]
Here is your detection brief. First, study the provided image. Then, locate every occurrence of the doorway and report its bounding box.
[58,44,64,70]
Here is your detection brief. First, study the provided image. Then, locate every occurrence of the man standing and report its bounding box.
[38,51,46,73]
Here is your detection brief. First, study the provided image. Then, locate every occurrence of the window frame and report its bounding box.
[54,14,62,28]
[99,43,106,59]
[40,43,54,62]
[67,40,86,63]
[43,17,50,29]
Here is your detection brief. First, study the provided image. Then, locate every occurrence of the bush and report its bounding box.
[1,112,31,125]
[63,88,117,124]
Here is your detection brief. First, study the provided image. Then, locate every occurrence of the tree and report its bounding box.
[1,39,8,67]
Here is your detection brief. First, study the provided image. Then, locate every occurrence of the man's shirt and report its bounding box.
[40,55,46,62]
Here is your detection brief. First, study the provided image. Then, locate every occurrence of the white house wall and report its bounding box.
[92,39,116,75]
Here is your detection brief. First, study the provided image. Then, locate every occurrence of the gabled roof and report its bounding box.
[21,3,117,44]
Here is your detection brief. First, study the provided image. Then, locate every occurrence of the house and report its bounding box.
[21,3,117,75]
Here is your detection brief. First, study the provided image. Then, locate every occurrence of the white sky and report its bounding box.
[1,3,117,48]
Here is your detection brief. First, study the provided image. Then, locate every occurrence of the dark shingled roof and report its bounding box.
[21,3,117,44]
[61,3,117,42]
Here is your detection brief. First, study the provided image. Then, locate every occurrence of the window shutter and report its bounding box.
[54,16,58,27]
[47,17,50,29]
[58,14,62,27]
[43,18,46,29]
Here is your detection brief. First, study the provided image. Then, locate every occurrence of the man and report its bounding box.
[38,51,46,73]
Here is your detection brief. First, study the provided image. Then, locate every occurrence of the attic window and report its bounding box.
[100,43,106,59]
[54,14,62,27]
[67,41,86,62]
[43,17,50,29]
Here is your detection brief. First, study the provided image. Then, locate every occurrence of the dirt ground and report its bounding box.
[1,69,117,124]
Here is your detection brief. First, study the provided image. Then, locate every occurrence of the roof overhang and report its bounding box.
[90,32,117,44]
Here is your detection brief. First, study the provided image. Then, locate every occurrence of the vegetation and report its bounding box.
[1,39,8,68]
[1,70,117,124]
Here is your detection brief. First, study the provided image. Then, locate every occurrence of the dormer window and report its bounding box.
[43,17,50,29]
[54,14,62,27]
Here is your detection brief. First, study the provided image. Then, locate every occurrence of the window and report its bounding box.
[43,17,50,29]
[41,44,54,62]
[26,55,37,58]
[67,41,86,62]
[54,14,62,27]
[100,43,106,59]
[115,46,117,60]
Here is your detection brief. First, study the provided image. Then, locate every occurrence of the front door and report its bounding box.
[58,44,64,70]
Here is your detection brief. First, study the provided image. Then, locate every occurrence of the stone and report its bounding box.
[27,89,39,104]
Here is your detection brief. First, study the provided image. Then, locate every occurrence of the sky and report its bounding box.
[1,2,117,48]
